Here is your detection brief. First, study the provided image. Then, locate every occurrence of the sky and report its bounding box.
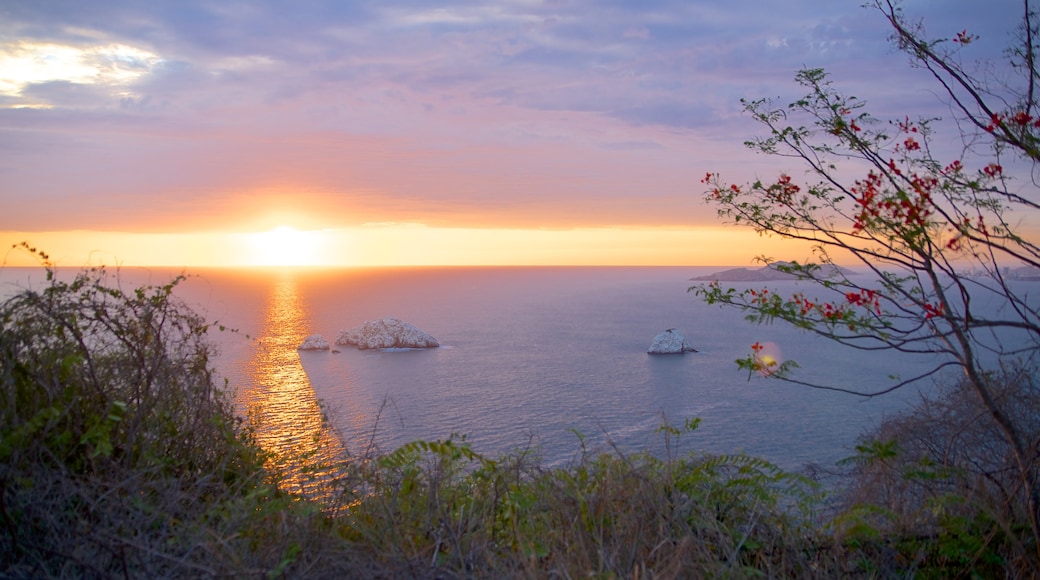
[0,0,1024,267]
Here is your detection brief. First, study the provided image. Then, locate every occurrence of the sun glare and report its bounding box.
[248,226,325,267]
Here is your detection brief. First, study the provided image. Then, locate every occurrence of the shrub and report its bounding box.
[835,363,1040,576]
[331,421,831,578]
[0,246,322,578]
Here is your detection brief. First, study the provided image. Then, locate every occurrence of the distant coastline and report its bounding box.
[690,261,855,282]
[692,262,1040,282]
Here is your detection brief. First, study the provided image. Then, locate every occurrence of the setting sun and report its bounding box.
[248,226,326,267]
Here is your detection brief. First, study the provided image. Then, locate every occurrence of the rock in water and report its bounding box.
[647,329,697,354]
[335,317,439,350]
[298,334,331,351]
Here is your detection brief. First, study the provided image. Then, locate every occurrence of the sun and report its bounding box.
[248,226,325,267]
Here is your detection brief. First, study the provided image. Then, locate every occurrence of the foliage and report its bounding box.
[692,0,1040,570]
[834,363,1040,577]
[0,245,361,578]
[328,418,830,578]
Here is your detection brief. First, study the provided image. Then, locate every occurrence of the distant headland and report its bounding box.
[690,261,855,282]
[692,262,1040,282]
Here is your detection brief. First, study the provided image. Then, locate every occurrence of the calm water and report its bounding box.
[179,266,942,471]
[2,266,949,473]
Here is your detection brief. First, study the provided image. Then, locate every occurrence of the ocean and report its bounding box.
[1,266,943,474]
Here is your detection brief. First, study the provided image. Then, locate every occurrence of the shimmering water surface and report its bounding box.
[2,266,955,472]
[180,266,944,471]
[237,273,345,494]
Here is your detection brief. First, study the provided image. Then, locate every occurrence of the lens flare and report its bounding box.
[755,341,783,376]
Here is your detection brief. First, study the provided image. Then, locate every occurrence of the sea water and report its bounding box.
[1,266,952,472]
[178,266,946,471]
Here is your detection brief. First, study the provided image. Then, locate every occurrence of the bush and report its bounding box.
[835,363,1040,577]
[329,422,830,578]
[0,247,327,578]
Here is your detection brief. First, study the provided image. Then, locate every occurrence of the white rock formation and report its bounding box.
[647,329,697,354]
[335,317,439,350]
[298,334,331,351]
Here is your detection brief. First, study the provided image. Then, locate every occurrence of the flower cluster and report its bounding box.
[845,288,881,314]
[895,117,922,152]
[709,183,741,201]
[898,116,919,134]
[924,302,945,320]
[952,29,976,44]
[703,172,744,201]
[779,289,881,332]
[851,170,935,234]
[851,172,883,232]
[986,111,1040,132]
[790,292,816,316]
[830,108,861,135]
[766,174,800,204]
[747,288,772,306]
[820,302,846,321]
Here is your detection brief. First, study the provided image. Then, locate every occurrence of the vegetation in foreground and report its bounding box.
[1,250,1038,578]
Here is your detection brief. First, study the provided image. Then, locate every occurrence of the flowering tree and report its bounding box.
[694,0,1040,552]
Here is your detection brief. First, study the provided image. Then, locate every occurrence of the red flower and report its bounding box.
[985,113,1004,132]
[982,163,1003,178]
[953,30,976,44]
[851,171,884,233]
[1011,111,1034,126]
[768,174,800,204]
[821,302,845,320]
[887,158,903,176]
[924,302,944,320]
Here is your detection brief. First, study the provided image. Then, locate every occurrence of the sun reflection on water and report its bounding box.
[241,272,345,497]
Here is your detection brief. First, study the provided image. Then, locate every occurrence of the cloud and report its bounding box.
[0,0,1026,237]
